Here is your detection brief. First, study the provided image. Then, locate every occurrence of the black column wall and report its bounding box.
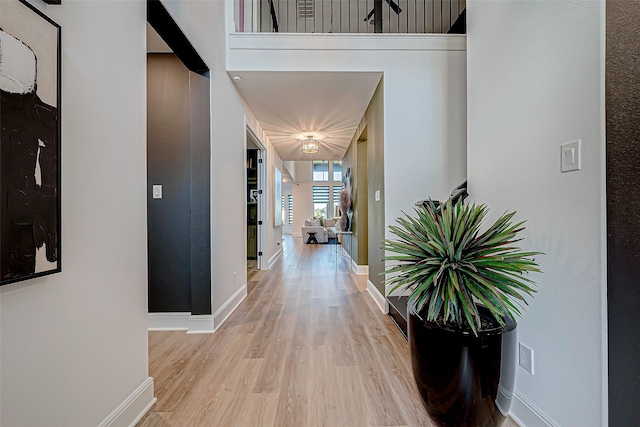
[147,54,191,312]
[189,71,212,315]
[606,2,640,424]
[147,53,211,314]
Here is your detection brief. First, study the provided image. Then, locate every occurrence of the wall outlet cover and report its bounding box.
[519,343,534,374]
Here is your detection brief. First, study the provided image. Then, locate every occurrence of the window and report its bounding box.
[333,161,342,182]
[312,161,329,181]
[282,195,286,226]
[333,186,342,218]
[312,186,329,218]
[287,195,293,225]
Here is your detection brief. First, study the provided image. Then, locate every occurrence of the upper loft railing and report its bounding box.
[236,0,466,34]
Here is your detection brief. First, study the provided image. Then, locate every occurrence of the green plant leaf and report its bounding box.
[383,197,543,336]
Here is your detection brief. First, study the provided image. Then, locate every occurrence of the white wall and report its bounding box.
[283,160,296,181]
[295,160,313,184]
[291,161,313,236]
[266,138,285,262]
[467,2,606,426]
[0,1,151,426]
[226,33,468,249]
[292,185,314,238]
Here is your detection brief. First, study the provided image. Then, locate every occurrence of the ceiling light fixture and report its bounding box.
[301,135,319,154]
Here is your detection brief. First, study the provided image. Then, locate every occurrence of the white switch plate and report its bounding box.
[561,140,581,172]
[152,185,162,199]
[375,190,381,201]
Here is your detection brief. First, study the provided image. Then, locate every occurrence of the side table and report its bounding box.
[306,231,318,244]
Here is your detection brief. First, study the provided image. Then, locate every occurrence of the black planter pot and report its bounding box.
[408,304,517,427]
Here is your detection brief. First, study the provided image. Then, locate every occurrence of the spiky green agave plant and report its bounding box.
[383,199,542,336]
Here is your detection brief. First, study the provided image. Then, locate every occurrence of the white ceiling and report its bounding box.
[230,71,382,161]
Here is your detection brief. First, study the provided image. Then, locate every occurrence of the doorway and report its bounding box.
[246,126,266,285]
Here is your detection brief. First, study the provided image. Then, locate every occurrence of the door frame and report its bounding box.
[245,119,267,270]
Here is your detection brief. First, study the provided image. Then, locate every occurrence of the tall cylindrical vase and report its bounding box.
[408,304,517,427]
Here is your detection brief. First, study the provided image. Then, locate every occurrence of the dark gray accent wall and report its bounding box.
[147,54,211,314]
[147,54,192,312]
[606,2,640,424]
[189,71,212,315]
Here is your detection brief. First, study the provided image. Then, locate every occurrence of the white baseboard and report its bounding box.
[186,315,215,334]
[351,260,368,275]
[341,245,350,258]
[291,232,302,237]
[148,313,215,334]
[148,286,248,334]
[496,384,512,416]
[213,284,248,331]
[98,377,156,427]
[148,312,189,331]
[366,280,388,314]
[510,392,558,427]
[268,248,283,269]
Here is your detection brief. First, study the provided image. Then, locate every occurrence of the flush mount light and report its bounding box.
[232,75,242,81]
[301,135,319,154]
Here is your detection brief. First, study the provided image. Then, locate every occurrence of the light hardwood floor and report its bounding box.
[138,236,519,427]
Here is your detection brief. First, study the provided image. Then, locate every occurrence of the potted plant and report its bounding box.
[383,199,542,427]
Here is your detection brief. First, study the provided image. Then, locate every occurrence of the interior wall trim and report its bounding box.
[351,261,368,275]
[510,392,558,427]
[147,313,215,334]
[213,285,248,331]
[186,315,215,334]
[147,312,190,331]
[268,248,283,269]
[228,32,467,53]
[367,279,388,314]
[97,377,156,427]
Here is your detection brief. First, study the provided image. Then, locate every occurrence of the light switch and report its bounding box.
[152,185,162,199]
[375,190,381,201]
[561,140,581,173]
[565,148,574,165]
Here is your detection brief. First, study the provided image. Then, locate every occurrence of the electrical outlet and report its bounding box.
[519,343,534,374]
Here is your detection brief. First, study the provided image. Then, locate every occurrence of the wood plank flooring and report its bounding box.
[138,236,519,427]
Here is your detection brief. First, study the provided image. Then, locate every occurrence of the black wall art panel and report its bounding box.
[0,0,61,285]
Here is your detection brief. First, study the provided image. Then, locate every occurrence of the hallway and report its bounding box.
[138,236,515,426]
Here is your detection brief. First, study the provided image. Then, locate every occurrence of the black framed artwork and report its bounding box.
[0,0,62,285]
